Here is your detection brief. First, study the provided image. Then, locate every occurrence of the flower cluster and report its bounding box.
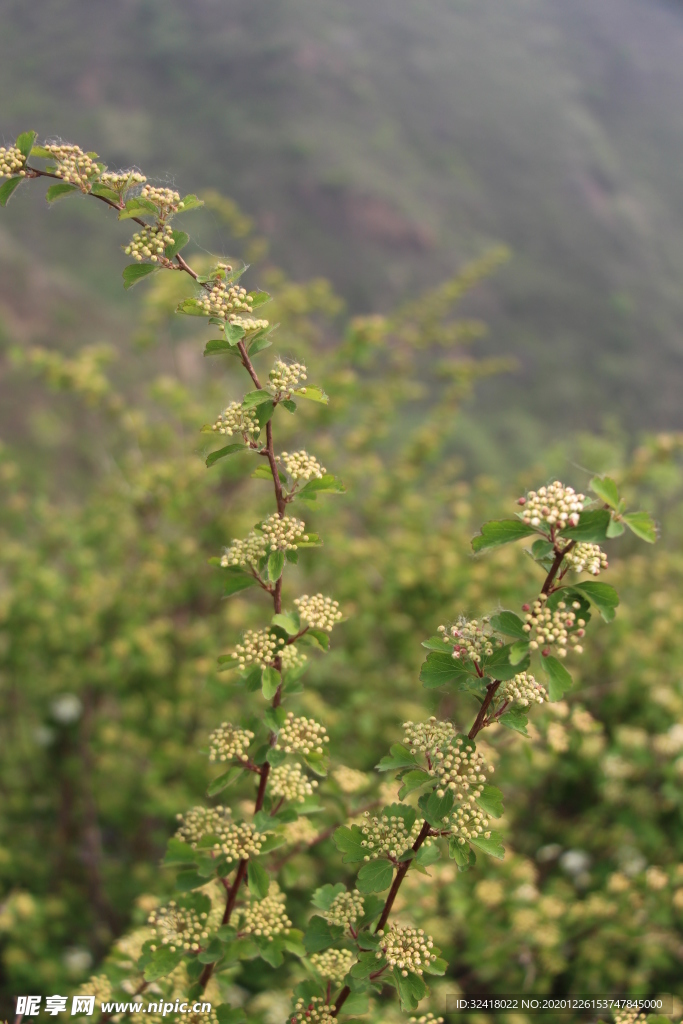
[438,617,502,664]
[613,1013,647,1024]
[446,797,490,843]
[360,810,423,861]
[294,593,342,632]
[332,765,370,793]
[270,762,318,802]
[403,717,457,757]
[198,275,255,321]
[148,901,210,953]
[517,481,585,531]
[324,890,365,928]
[278,450,326,482]
[431,735,493,798]
[499,671,547,707]
[140,183,182,218]
[175,806,264,861]
[288,997,336,1024]
[310,948,356,982]
[377,923,437,977]
[261,513,308,551]
[565,541,608,576]
[0,146,25,178]
[230,315,269,333]
[269,359,307,395]
[230,629,284,670]
[124,225,175,262]
[522,595,585,657]
[211,401,259,439]
[100,169,146,192]
[410,1016,445,1024]
[74,975,112,1004]
[208,722,255,763]
[238,883,291,940]
[274,712,329,755]
[43,143,99,190]
[220,530,268,571]
[281,643,307,672]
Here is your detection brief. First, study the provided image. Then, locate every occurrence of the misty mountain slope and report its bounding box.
[2,0,683,437]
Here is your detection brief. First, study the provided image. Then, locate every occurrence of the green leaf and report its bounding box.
[122,263,157,289]
[197,937,225,963]
[476,784,504,818]
[569,581,619,622]
[272,611,301,635]
[291,385,329,404]
[222,567,258,598]
[248,290,270,308]
[0,177,23,206]
[398,770,433,800]
[221,937,259,964]
[469,832,505,859]
[45,182,79,203]
[296,475,346,501]
[509,640,530,666]
[281,398,296,412]
[204,339,236,357]
[303,752,329,777]
[175,870,207,891]
[255,401,274,430]
[242,389,274,409]
[544,655,573,701]
[257,833,287,855]
[164,229,189,259]
[381,803,417,830]
[90,182,122,202]
[225,322,246,345]
[415,842,441,868]
[143,946,183,981]
[29,144,52,159]
[178,193,204,212]
[300,628,329,651]
[490,611,527,640]
[15,130,37,158]
[623,510,657,543]
[206,442,249,468]
[163,838,198,867]
[215,1007,246,1024]
[376,743,420,772]
[590,475,620,508]
[303,916,344,954]
[118,196,158,219]
[256,934,285,967]
[606,517,626,538]
[483,643,526,681]
[247,860,270,899]
[420,652,475,690]
[498,708,529,736]
[357,859,394,893]
[297,532,322,547]
[561,509,611,543]
[418,788,454,827]
[261,667,280,700]
[176,298,208,316]
[350,950,382,979]
[267,550,285,582]
[393,968,426,1012]
[423,956,447,976]
[242,665,263,691]
[333,824,367,863]
[421,635,453,653]
[207,766,244,796]
[341,992,369,1015]
[472,519,538,552]
[311,883,346,912]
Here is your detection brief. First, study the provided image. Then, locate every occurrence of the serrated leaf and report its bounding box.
[163,838,198,866]
[415,842,441,867]
[469,832,505,859]
[623,510,657,543]
[341,992,369,1015]
[376,743,420,772]
[90,182,121,202]
[333,824,367,863]
[544,655,573,701]
[247,860,270,899]
[423,956,447,976]
[357,859,394,893]
[204,338,236,357]
[267,550,285,582]
[0,177,22,206]
[122,262,157,289]
[261,667,280,700]
[472,519,538,553]
[421,635,453,653]
[531,538,554,560]
[206,442,249,468]
[164,229,189,259]
[561,509,610,543]
[398,769,433,800]
[296,475,345,501]
[118,196,158,219]
[143,946,183,981]
[448,837,470,868]
[393,968,426,1012]
[291,385,328,404]
[590,475,620,508]
[509,640,530,665]
[420,652,475,689]
[311,883,346,911]
[175,870,207,891]
[297,532,322,547]
[476,784,504,818]
[482,643,525,681]
[490,611,527,640]
[178,193,204,212]
[222,567,258,598]
[498,708,529,736]
[303,628,330,651]
[45,182,79,203]
[381,803,417,830]
[15,130,37,158]
[207,766,244,796]
[303,916,344,954]
[242,389,274,409]
[281,398,296,412]
[418,788,454,826]
[606,517,626,538]
[256,934,285,967]
[29,144,52,158]
[303,752,328,777]
[197,937,225,963]
[247,290,270,308]
[272,611,301,635]
[569,581,619,622]
[350,950,382,979]
[215,1007,246,1024]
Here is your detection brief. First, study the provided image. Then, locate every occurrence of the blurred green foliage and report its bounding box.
[0,195,682,1020]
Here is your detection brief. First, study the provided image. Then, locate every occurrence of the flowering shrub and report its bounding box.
[0,132,673,1024]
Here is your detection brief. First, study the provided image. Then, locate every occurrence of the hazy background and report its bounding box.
[2,0,683,461]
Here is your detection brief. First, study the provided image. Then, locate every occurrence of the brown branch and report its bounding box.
[468,680,501,740]
[541,540,576,595]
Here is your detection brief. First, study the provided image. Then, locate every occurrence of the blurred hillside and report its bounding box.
[2,0,683,449]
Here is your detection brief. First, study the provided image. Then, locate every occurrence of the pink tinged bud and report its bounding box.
[518,497,526,505]
[542,648,550,657]
[522,604,530,612]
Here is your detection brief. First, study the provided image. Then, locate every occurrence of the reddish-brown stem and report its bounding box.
[254,762,271,813]
[541,540,576,595]
[468,680,501,740]
[198,858,249,988]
